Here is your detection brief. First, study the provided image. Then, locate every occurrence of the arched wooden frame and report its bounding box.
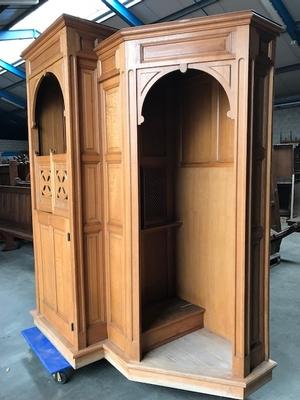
[33,72,66,156]
[137,67,236,356]
[137,64,234,126]
[139,68,234,166]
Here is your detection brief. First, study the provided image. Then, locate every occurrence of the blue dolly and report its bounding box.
[21,327,73,384]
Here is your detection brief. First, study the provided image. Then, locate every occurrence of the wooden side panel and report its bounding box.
[176,166,235,341]
[79,59,107,345]
[140,32,233,63]
[180,73,234,166]
[141,229,175,306]
[81,68,100,153]
[85,233,103,321]
[108,232,125,330]
[51,216,74,345]
[100,74,129,353]
[39,221,56,310]
[105,87,122,153]
[181,76,212,164]
[218,87,234,162]
[142,230,168,305]
[82,164,102,224]
[248,44,274,370]
[53,228,73,321]
[84,232,106,343]
[107,164,123,225]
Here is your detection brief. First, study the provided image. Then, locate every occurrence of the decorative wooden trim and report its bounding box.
[95,10,281,55]
[103,342,276,400]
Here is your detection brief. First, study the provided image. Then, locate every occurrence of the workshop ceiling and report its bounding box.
[0,0,299,139]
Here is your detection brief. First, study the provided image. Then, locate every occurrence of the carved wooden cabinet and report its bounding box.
[23,10,281,399]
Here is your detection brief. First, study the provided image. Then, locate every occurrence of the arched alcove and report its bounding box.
[139,69,235,355]
[35,73,66,156]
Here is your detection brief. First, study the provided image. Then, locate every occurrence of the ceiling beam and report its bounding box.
[0,28,40,40]
[0,59,25,79]
[0,89,26,109]
[101,0,143,26]
[4,0,48,31]
[274,95,300,109]
[155,0,218,22]
[2,79,25,91]
[269,0,300,45]
[0,109,26,126]
[276,63,300,74]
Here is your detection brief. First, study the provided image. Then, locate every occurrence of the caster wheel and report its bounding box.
[52,371,68,384]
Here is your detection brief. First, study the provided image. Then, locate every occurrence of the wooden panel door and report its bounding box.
[34,151,74,345]
[37,211,75,344]
[32,70,75,345]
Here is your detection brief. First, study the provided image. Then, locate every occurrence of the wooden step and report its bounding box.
[142,298,205,353]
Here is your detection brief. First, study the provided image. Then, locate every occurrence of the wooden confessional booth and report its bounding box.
[23,11,281,399]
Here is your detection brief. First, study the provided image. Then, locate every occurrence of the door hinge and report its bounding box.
[71,322,74,331]
[67,232,71,241]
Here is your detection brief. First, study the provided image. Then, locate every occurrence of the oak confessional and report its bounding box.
[23,10,281,399]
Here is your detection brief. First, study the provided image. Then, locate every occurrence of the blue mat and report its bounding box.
[21,327,71,374]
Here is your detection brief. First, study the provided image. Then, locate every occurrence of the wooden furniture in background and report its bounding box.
[272,143,300,220]
[0,185,32,250]
[0,164,10,185]
[0,159,30,186]
[9,158,30,186]
[270,153,282,265]
[270,148,281,234]
[0,157,31,249]
[22,11,281,399]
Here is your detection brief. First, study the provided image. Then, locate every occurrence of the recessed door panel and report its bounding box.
[39,221,56,311]
[37,211,75,345]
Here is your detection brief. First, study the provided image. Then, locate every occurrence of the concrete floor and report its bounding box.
[0,235,300,400]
